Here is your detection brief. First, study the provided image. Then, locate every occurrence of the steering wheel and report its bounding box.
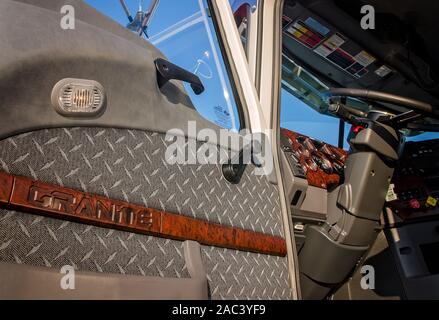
[326,88,439,129]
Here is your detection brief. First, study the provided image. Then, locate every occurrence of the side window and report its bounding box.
[86,0,241,132]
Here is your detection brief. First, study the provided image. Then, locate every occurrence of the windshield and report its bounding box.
[281,53,365,149]
[281,53,439,144]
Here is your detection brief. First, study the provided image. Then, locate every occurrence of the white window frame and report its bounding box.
[211,0,300,300]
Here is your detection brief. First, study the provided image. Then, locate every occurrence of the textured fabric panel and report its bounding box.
[0,210,188,278]
[0,128,291,299]
[0,128,283,236]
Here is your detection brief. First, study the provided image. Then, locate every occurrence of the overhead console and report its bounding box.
[282,0,439,107]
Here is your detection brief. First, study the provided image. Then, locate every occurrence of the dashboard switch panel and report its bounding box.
[281,128,348,189]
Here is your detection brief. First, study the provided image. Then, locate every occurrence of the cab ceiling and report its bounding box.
[284,0,439,106]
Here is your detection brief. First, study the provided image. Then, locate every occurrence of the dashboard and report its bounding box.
[280,128,348,190]
[281,128,439,224]
[386,138,439,223]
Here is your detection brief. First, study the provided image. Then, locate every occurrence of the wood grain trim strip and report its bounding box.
[0,172,286,257]
[0,171,14,205]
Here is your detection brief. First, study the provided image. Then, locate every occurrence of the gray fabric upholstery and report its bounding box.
[0,128,291,299]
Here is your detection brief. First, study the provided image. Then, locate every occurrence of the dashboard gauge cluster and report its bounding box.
[281,128,348,189]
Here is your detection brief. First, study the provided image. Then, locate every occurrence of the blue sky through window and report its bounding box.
[85,0,240,131]
[280,89,351,149]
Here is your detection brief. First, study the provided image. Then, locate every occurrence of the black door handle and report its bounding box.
[155,58,205,95]
[222,138,264,184]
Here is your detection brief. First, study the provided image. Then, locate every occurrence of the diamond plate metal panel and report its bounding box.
[202,246,292,300]
[0,210,188,278]
[0,128,291,299]
[0,128,283,236]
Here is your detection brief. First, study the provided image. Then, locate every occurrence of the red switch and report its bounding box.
[409,199,421,209]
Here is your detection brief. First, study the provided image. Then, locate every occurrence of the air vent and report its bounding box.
[51,78,106,117]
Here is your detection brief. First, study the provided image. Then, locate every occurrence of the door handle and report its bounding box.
[222,137,264,184]
[155,58,205,95]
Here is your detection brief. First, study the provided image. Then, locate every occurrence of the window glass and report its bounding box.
[281,90,341,147]
[280,54,351,149]
[406,132,439,142]
[85,0,241,131]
